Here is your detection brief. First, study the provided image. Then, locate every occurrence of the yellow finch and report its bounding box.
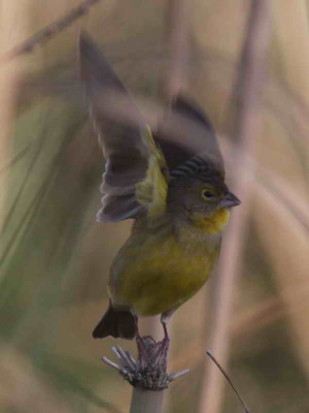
[79,33,240,340]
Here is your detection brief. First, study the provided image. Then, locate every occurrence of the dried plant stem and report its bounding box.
[222,139,309,232]
[128,0,191,408]
[2,0,101,62]
[127,2,193,411]
[0,2,30,242]
[103,339,189,413]
[130,389,164,413]
[198,2,271,413]
[158,1,191,410]
[163,0,191,100]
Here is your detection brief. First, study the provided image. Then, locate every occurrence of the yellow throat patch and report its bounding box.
[191,208,230,234]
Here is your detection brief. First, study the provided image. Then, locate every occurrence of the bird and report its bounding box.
[79,33,240,342]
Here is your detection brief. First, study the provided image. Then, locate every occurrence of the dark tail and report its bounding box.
[92,301,136,339]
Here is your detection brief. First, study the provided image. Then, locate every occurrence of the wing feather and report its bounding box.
[136,127,168,218]
[79,33,168,222]
[155,95,225,178]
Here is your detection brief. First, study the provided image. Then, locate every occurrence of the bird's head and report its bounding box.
[167,165,240,234]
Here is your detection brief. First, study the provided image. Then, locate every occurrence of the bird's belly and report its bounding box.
[111,237,219,316]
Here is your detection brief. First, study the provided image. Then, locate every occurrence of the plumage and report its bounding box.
[155,95,225,177]
[108,216,222,316]
[79,33,240,340]
[79,33,149,221]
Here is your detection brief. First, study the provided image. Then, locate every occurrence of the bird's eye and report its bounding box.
[202,189,215,199]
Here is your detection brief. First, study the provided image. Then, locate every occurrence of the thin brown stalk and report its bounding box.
[126,2,192,411]
[253,179,309,375]
[0,2,30,245]
[163,0,191,100]
[158,0,191,410]
[128,1,191,411]
[232,179,309,340]
[198,2,271,412]
[2,0,101,62]
[222,138,309,232]
[230,286,307,342]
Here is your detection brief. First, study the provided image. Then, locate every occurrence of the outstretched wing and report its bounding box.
[155,95,225,179]
[79,33,168,222]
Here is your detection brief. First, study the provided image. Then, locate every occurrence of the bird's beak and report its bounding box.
[219,192,241,208]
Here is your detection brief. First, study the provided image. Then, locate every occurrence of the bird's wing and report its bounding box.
[155,95,225,178]
[79,33,168,222]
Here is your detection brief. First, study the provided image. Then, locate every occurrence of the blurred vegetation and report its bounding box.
[0,1,308,412]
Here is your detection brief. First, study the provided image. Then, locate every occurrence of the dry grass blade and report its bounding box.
[2,0,101,62]
[159,2,192,410]
[222,138,309,232]
[0,1,30,256]
[206,351,250,413]
[253,182,309,375]
[198,2,271,412]
[163,0,191,99]
[127,2,192,411]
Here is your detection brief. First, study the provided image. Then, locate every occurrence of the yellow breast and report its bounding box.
[109,231,220,316]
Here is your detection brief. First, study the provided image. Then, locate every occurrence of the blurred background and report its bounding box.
[0,1,308,412]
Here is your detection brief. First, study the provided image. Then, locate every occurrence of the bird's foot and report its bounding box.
[136,333,170,373]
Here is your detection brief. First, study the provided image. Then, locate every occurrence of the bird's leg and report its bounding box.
[159,313,171,362]
[161,305,179,342]
[159,305,181,360]
[134,315,156,364]
[161,317,169,342]
[134,314,141,339]
[134,315,145,354]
